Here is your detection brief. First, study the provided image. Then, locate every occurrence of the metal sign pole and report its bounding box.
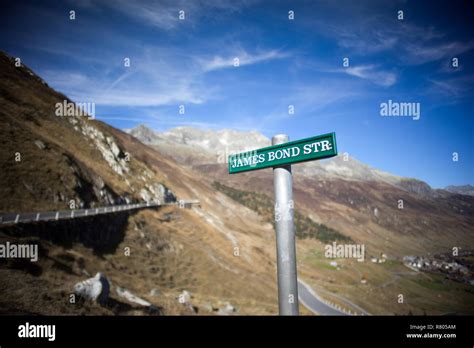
[228,131,337,314]
[272,134,299,315]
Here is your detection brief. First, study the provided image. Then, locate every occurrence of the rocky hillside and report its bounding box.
[445,185,474,197]
[0,51,281,315]
[0,54,178,213]
[1,51,473,316]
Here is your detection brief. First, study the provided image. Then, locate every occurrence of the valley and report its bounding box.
[128,122,474,315]
[0,50,473,316]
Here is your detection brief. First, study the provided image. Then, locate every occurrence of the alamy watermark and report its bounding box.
[55,100,95,120]
[325,242,365,262]
[380,99,420,120]
[18,322,55,341]
[0,241,38,262]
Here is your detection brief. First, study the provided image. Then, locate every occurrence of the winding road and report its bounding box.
[298,280,347,315]
[298,279,369,316]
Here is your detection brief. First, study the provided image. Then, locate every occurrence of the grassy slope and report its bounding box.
[212,181,351,242]
[209,183,474,315]
[0,52,280,315]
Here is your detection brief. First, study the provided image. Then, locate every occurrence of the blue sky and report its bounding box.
[1,0,473,188]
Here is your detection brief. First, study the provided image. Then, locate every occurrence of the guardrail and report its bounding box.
[0,200,200,225]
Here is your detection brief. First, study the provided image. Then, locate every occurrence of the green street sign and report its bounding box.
[228,132,337,174]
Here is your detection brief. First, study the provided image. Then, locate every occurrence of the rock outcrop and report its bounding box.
[74,272,110,304]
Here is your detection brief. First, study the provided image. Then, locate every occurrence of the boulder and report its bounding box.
[202,302,214,313]
[116,286,152,307]
[149,288,160,297]
[74,272,109,304]
[177,290,192,304]
[34,140,46,150]
[217,302,236,315]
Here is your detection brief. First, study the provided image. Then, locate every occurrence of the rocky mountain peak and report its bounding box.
[126,124,404,184]
[444,184,474,197]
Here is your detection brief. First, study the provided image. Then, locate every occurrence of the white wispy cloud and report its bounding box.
[301,2,474,67]
[344,65,397,87]
[110,0,183,30]
[199,49,289,72]
[402,40,474,65]
[96,0,259,30]
[40,42,287,107]
[425,75,474,100]
[331,22,445,57]
[41,44,214,107]
[257,79,361,127]
[42,69,210,107]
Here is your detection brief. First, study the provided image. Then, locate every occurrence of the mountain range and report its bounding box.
[1,50,473,315]
[127,124,470,197]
